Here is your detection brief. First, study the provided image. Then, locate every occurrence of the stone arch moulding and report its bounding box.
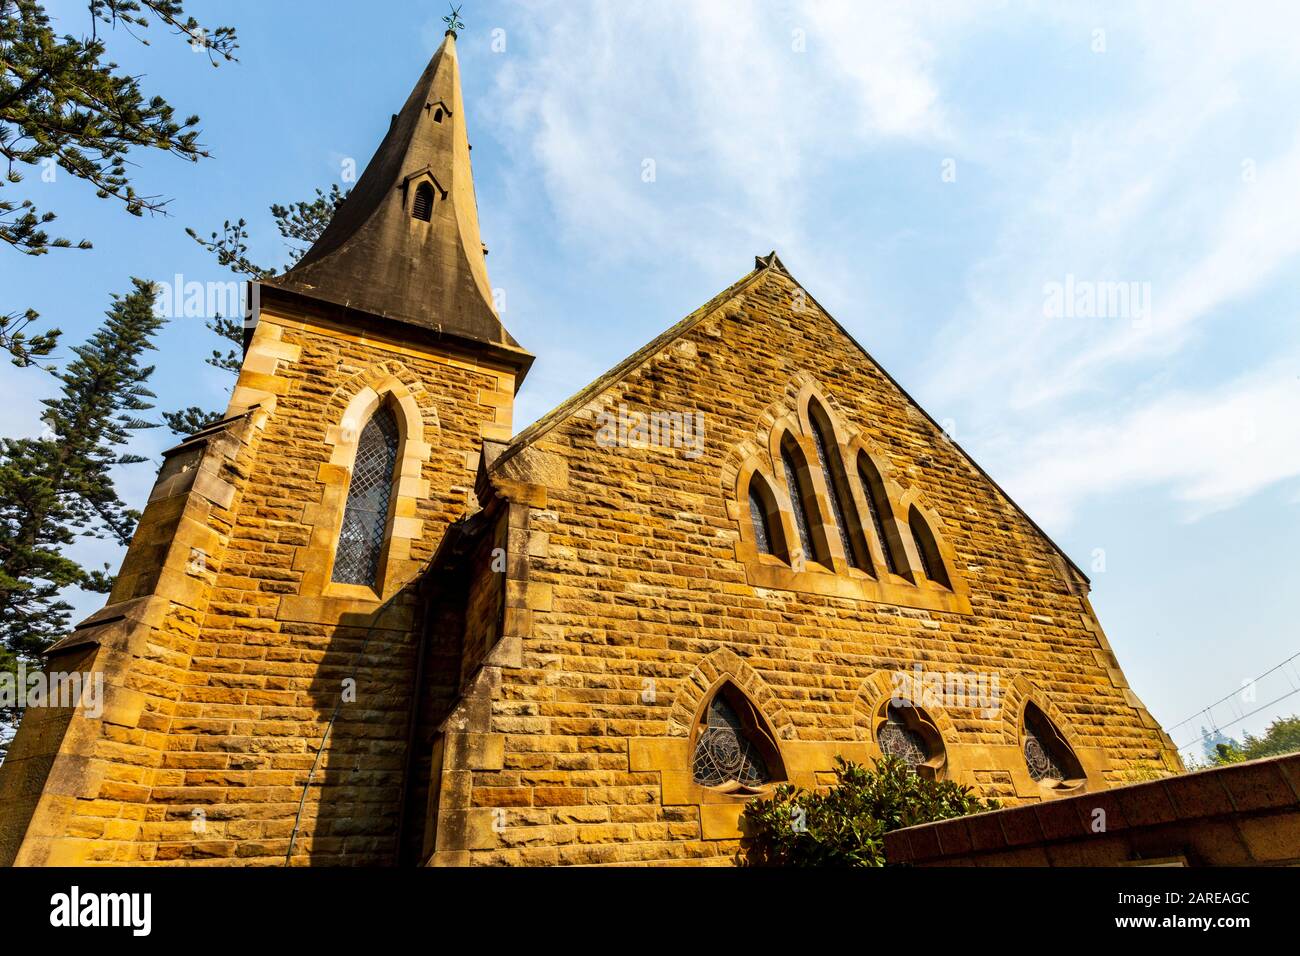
[1000,676,1111,799]
[629,647,824,843]
[735,458,792,566]
[289,363,438,619]
[894,488,968,601]
[723,375,971,614]
[666,647,796,741]
[852,670,958,781]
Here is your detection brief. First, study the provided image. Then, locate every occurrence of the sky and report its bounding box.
[4,0,1299,762]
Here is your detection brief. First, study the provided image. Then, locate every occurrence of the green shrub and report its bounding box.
[742,755,999,866]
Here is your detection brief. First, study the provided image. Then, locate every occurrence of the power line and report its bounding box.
[1175,684,1300,755]
[1166,650,1300,736]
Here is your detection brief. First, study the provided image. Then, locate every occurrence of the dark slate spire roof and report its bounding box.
[267,32,530,370]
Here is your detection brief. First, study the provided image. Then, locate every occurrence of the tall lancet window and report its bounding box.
[333,406,400,586]
[780,436,827,567]
[858,453,901,575]
[907,506,951,589]
[808,403,865,570]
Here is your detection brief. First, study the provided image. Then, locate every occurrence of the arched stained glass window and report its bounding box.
[808,406,864,570]
[1022,703,1083,784]
[781,437,827,566]
[333,406,400,586]
[857,454,901,576]
[691,686,779,791]
[907,506,951,589]
[877,704,931,770]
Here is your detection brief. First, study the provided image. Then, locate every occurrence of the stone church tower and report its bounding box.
[0,30,1181,867]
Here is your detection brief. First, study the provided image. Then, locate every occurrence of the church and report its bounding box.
[0,27,1182,867]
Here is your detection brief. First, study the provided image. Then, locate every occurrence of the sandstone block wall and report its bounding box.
[425,266,1180,866]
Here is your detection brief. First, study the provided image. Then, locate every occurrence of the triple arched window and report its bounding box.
[333,404,400,586]
[744,394,954,593]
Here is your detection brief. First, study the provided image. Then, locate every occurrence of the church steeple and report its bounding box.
[268,31,529,371]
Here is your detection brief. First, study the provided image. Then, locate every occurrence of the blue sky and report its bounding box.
[5,1,1299,761]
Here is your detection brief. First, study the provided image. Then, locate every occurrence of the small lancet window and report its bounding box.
[808,403,865,570]
[333,406,400,586]
[907,506,951,589]
[748,475,780,558]
[691,684,783,793]
[857,453,901,575]
[412,182,434,221]
[1022,703,1084,786]
[780,436,828,567]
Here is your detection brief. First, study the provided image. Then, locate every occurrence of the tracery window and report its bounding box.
[691,684,783,793]
[875,700,945,777]
[1022,702,1083,785]
[333,405,400,586]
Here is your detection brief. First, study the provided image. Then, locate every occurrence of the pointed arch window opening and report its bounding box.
[412,181,434,221]
[748,475,785,561]
[809,404,866,571]
[780,438,827,567]
[875,700,945,778]
[691,683,784,793]
[908,506,951,589]
[857,454,901,576]
[1022,703,1084,786]
[333,405,400,587]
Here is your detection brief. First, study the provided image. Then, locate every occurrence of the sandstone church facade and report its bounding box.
[0,30,1182,867]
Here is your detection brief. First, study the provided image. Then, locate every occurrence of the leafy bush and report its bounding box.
[742,755,999,866]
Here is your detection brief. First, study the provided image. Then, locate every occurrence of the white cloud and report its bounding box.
[923,3,1300,410]
[489,0,961,271]
[997,356,1300,527]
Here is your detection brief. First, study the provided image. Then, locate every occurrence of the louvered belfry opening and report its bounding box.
[333,406,400,586]
[412,181,434,221]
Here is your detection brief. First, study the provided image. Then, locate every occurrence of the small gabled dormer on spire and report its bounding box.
[266,22,529,375]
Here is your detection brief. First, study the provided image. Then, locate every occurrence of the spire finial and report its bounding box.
[443,3,465,37]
